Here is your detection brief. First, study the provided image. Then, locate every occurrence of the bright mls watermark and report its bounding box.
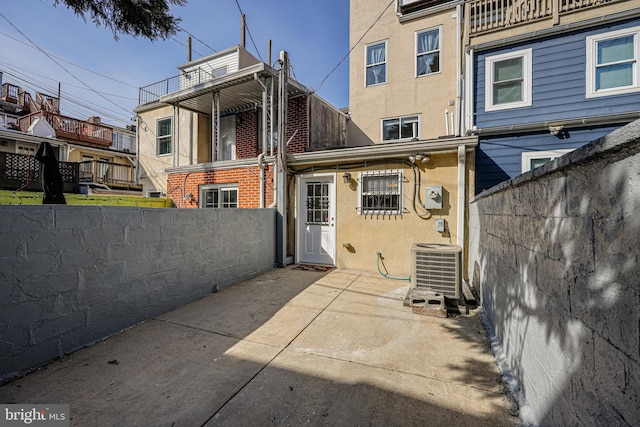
[1,405,69,427]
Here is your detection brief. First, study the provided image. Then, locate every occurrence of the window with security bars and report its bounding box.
[306,182,329,225]
[359,171,403,215]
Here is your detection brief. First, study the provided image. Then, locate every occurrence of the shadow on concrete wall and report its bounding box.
[471,120,640,425]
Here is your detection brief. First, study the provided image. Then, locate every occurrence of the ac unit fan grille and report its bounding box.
[411,244,461,299]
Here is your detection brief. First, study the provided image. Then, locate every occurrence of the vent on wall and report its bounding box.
[411,243,461,299]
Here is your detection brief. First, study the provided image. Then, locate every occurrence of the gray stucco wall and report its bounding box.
[468,120,640,426]
[0,206,275,384]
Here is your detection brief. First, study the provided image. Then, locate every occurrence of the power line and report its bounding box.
[1,67,133,126]
[0,31,138,90]
[0,12,132,117]
[315,0,394,94]
[233,0,264,62]
[178,26,218,54]
[0,61,137,101]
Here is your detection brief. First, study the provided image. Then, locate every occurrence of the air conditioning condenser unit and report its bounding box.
[411,243,462,300]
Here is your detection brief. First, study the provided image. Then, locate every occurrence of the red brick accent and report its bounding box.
[167,95,308,208]
[233,96,309,159]
[167,166,275,209]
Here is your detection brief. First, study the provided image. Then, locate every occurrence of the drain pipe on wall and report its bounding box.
[456,145,466,274]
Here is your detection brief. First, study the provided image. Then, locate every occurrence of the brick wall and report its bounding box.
[468,119,640,426]
[236,109,259,159]
[0,205,276,384]
[233,96,309,158]
[168,167,274,209]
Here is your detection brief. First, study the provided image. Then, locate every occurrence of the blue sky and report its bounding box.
[0,0,350,128]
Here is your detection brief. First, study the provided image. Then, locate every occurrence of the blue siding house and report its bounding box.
[465,1,640,193]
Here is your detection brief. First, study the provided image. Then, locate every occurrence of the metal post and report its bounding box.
[275,50,289,268]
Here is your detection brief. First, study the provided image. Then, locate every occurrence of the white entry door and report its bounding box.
[296,174,336,265]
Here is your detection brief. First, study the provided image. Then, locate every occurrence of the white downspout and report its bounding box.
[464,48,475,133]
[457,145,466,275]
[455,4,463,136]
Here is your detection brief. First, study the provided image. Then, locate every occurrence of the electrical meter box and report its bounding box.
[425,186,443,210]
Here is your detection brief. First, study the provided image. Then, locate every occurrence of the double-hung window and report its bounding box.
[485,49,532,111]
[416,27,441,77]
[156,117,172,155]
[359,171,403,216]
[200,184,238,208]
[382,115,420,142]
[366,41,387,86]
[586,27,640,98]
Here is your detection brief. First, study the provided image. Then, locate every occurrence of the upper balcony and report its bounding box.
[466,0,635,42]
[18,112,113,148]
[1,83,33,115]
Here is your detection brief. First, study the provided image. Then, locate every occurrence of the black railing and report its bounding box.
[0,152,79,193]
[139,66,227,105]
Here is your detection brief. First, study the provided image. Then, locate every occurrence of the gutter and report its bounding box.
[467,112,640,137]
[287,136,478,167]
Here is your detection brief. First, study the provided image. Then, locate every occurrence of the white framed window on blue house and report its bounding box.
[485,49,532,112]
[366,41,387,86]
[586,27,640,98]
[358,170,403,216]
[156,117,172,155]
[200,184,238,208]
[416,27,441,77]
[381,114,420,142]
[521,149,573,173]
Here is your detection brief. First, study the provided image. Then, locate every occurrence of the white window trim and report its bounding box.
[415,26,442,78]
[586,26,640,99]
[156,116,172,157]
[485,48,533,112]
[380,114,421,142]
[521,149,573,173]
[199,183,239,208]
[147,190,163,198]
[358,170,404,216]
[365,40,388,87]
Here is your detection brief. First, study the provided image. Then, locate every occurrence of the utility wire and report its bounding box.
[178,26,218,54]
[170,35,204,57]
[233,0,264,62]
[0,12,132,117]
[315,0,394,93]
[0,31,138,90]
[0,62,137,101]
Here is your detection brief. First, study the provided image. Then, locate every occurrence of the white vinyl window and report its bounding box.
[416,27,441,77]
[200,184,238,208]
[382,115,420,142]
[156,117,172,156]
[358,170,403,215]
[485,49,532,111]
[521,149,573,173]
[586,27,640,98]
[366,41,387,86]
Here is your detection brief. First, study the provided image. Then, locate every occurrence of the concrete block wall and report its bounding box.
[0,206,275,384]
[468,120,640,426]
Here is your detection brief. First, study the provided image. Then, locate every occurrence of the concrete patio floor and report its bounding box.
[0,267,519,426]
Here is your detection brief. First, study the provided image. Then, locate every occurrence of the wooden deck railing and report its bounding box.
[18,112,113,147]
[467,0,610,36]
[79,160,136,187]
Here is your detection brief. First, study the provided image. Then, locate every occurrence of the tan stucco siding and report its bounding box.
[334,152,461,275]
[349,2,460,146]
